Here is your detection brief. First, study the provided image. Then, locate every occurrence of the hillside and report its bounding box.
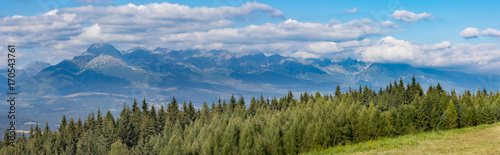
[1,79,498,154]
[307,122,500,154]
[0,43,492,133]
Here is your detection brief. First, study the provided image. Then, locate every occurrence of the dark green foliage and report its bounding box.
[441,100,458,130]
[10,79,500,154]
[167,96,180,122]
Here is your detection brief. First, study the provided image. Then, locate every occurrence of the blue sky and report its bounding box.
[1,0,499,74]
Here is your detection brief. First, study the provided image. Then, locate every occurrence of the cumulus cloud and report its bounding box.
[482,28,500,37]
[344,7,358,13]
[293,51,320,59]
[459,27,480,38]
[0,2,284,64]
[460,27,500,38]
[161,18,385,52]
[3,2,497,74]
[391,10,432,23]
[378,21,399,28]
[356,36,500,73]
[1,2,390,63]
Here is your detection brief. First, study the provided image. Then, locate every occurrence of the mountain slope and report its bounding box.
[1,43,491,132]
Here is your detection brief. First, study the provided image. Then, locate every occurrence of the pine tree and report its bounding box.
[187,101,196,122]
[150,105,158,128]
[76,130,99,155]
[132,99,140,114]
[104,118,117,152]
[96,108,104,129]
[109,139,129,155]
[158,105,168,133]
[248,97,258,116]
[67,118,79,154]
[168,96,180,122]
[271,97,279,111]
[201,101,210,120]
[161,120,184,155]
[59,115,67,132]
[379,111,396,137]
[260,94,268,109]
[3,130,11,146]
[335,84,342,100]
[105,111,114,125]
[441,100,458,130]
[229,94,237,112]
[142,98,149,116]
[140,113,156,142]
[181,101,189,128]
[117,104,135,147]
[437,83,444,94]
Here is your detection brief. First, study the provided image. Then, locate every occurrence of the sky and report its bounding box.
[1,0,499,74]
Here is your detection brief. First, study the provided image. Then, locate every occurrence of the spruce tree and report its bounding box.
[248,97,258,116]
[158,105,168,133]
[187,101,196,122]
[335,84,342,100]
[168,96,180,122]
[442,100,458,130]
[109,139,129,155]
[117,104,134,147]
[142,98,149,116]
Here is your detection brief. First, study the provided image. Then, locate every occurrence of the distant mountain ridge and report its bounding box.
[18,43,488,98]
[0,43,490,132]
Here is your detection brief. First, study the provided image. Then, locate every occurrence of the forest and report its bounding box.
[1,77,499,154]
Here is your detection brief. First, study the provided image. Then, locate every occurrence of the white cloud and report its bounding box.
[4,2,383,63]
[481,28,500,37]
[459,27,480,38]
[379,21,399,28]
[345,7,358,13]
[153,18,385,59]
[461,27,500,38]
[356,36,500,73]
[161,18,385,50]
[2,2,497,74]
[0,2,284,64]
[304,42,344,53]
[293,51,320,59]
[391,10,432,23]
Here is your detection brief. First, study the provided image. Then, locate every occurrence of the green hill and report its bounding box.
[307,122,500,154]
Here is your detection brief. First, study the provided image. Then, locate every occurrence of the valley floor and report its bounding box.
[307,122,500,155]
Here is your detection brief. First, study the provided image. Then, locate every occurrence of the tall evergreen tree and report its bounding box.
[441,100,458,130]
[168,96,180,122]
[142,98,149,116]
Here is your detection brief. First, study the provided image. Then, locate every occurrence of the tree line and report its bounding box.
[1,77,499,154]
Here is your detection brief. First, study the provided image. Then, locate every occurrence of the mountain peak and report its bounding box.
[130,46,149,51]
[76,43,122,61]
[124,46,151,55]
[20,61,52,78]
[24,61,51,70]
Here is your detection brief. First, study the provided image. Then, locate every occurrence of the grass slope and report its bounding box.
[307,122,500,154]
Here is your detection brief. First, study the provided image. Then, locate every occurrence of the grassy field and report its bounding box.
[306,122,500,155]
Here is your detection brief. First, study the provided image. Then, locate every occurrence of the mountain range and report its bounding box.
[0,43,492,131]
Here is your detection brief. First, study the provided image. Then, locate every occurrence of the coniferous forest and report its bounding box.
[1,77,499,154]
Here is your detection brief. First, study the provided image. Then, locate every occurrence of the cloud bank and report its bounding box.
[0,2,499,74]
[460,27,500,38]
[357,36,500,73]
[391,10,432,23]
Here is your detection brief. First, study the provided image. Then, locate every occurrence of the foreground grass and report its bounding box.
[307,122,500,155]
